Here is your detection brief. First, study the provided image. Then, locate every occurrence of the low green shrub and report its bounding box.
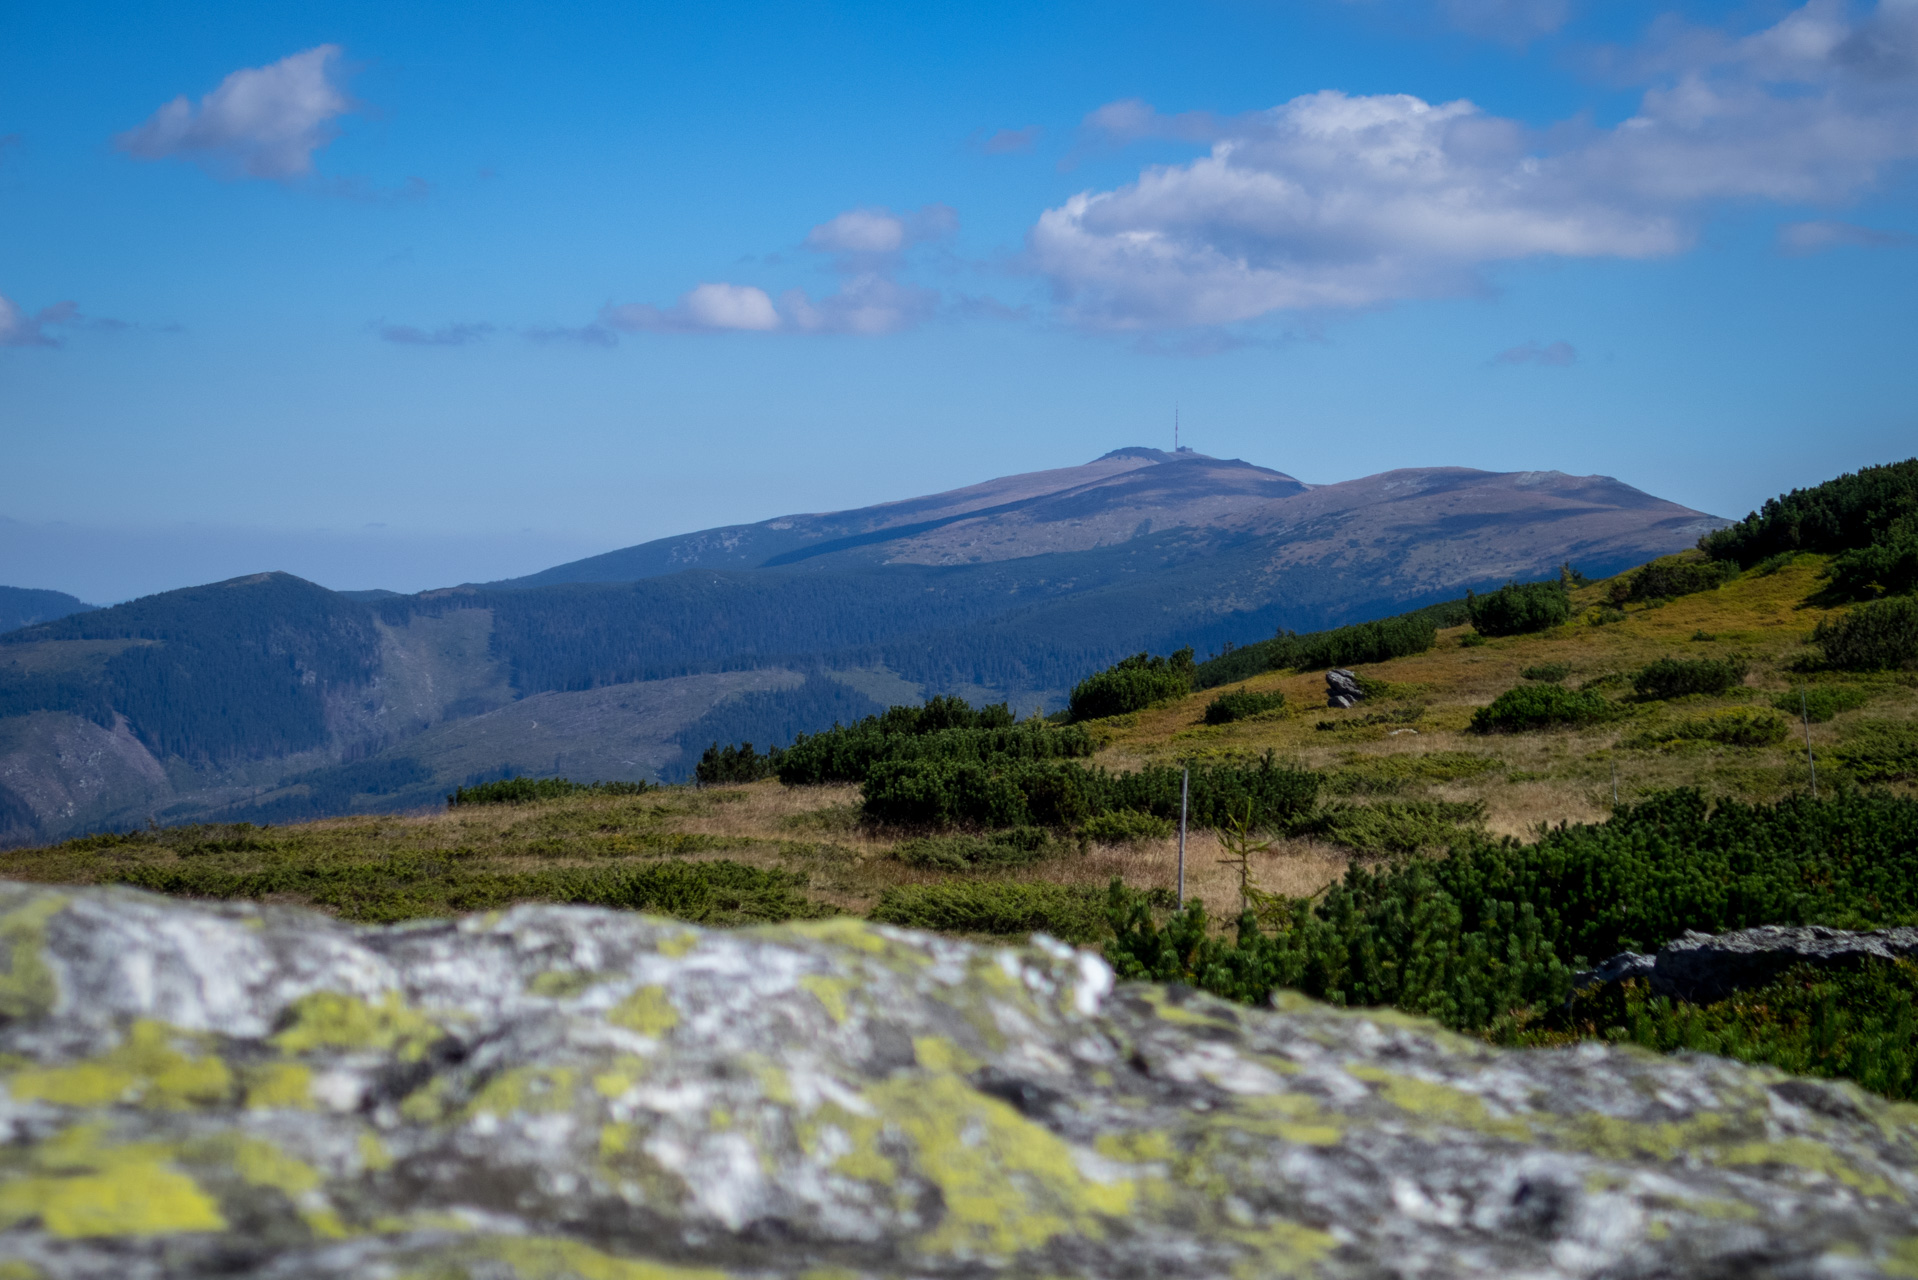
[1613,555,1738,604]
[779,718,1092,786]
[1082,809,1174,845]
[1203,688,1286,724]
[448,777,652,807]
[117,857,825,926]
[1632,657,1748,700]
[1505,963,1918,1101]
[1701,457,1918,567]
[1105,789,1918,1031]
[1195,612,1441,687]
[1773,686,1872,723]
[1460,632,1488,647]
[1520,663,1572,683]
[1069,649,1195,720]
[1814,597,1918,671]
[1469,685,1618,733]
[1292,798,1486,855]
[870,881,1121,944]
[696,742,782,785]
[1832,720,1918,784]
[1824,519,1918,600]
[1661,708,1791,748]
[1466,580,1571,637]
[891,827,1059,870]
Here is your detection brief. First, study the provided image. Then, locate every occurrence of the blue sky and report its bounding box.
[3,0,1915,602]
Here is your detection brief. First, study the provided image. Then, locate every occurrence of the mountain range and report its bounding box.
[0,448,1724,844]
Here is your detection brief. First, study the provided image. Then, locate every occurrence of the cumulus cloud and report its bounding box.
[0,295,78,347]
[1033,0,1918,329]
[1494,339,1577,365]
[1778,218,1916,252]
[601,204,957,337]
[116,45,353,180]
[377,322,494,346]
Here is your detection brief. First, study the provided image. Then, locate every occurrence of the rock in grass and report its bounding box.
[5,882,1918,1278]
[1326,668,1364,708]
[1580,924,1918,1005]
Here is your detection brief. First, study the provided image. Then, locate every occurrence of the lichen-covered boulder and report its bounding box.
[5,883,1918,1278]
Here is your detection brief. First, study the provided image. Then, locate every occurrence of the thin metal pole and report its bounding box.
[1177,765,1189,907]
[1611,758,1618,807]
[1801,688,1818,800]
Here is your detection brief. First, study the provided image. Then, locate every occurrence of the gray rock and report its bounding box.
[1569,950,1656,994]
[1654,925,1918,1004]
[1577,926,1918,1006]
[1326,669,1365,709]
[6,881,1918,1278]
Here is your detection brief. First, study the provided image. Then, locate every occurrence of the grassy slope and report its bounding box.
[1,552,1911,927]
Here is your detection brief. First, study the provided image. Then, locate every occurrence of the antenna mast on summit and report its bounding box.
[1174,407,1180,452]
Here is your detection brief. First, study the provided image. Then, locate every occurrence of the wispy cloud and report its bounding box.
[601,204,958,337]
[1494,339,1577,365]
[1031,0,1918,330]
[116,45,354,180]
[974,126,1042,154]
[523,323,618,348]
[0,295,69,347]
[1436,0,1572,45]
[376,322,495,347]
[1778,219,1916,254]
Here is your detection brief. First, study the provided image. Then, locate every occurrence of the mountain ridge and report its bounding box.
[0,447,1726,845]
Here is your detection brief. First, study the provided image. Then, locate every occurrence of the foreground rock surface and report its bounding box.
[5,884,1918,1278]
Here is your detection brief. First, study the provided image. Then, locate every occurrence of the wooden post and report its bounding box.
[1177,765,1189,907]
[1801,688,1818,800]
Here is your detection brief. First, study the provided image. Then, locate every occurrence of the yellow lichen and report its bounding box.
[244,1061,315,1110]
[0,892,63,1022]
[527,970,604,999]
[1711,1138,1898,1199]
[466,1067,578,1120]
[608,986,678,1038]
[5,1019,232,1110]
[1346,1065,1530,1141]
[358,1132,394,1172]
[655,930,700,958]
[798,974,857,1024]
[271,991,440,1062]
[864,1071,1134,1258]
[0,1127,227,1239]
[911,1035,980,1074]
[475,1235,731,1279]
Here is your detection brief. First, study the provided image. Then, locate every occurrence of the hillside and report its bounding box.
[0,448,1721,844]
[0,584,94,632]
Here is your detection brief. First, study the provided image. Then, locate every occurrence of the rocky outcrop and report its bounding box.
[1326,668,1365,708]
[1578,925,1918,1005]
[5,881,1918,1278]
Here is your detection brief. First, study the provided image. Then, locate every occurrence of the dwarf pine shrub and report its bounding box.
[1470,685,1618,732]
[1814,596,1918,671]
[1632,657,1748,700]
[1069,649,1195,720]
[1466,580,1571,636]
[1203,688,1286,724]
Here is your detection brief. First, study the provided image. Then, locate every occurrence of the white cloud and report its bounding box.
[0,295,77,347]
[1494,339,1577,365]
[1778,218,1916,252]
[603,282,782,333]
[601,204,956,337]
[116,45,353,180]
[806,208,908,255]
[1033,0,1918,329]
[783,275,939,335]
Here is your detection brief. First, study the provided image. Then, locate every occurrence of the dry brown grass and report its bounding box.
[5,554,1911,935]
